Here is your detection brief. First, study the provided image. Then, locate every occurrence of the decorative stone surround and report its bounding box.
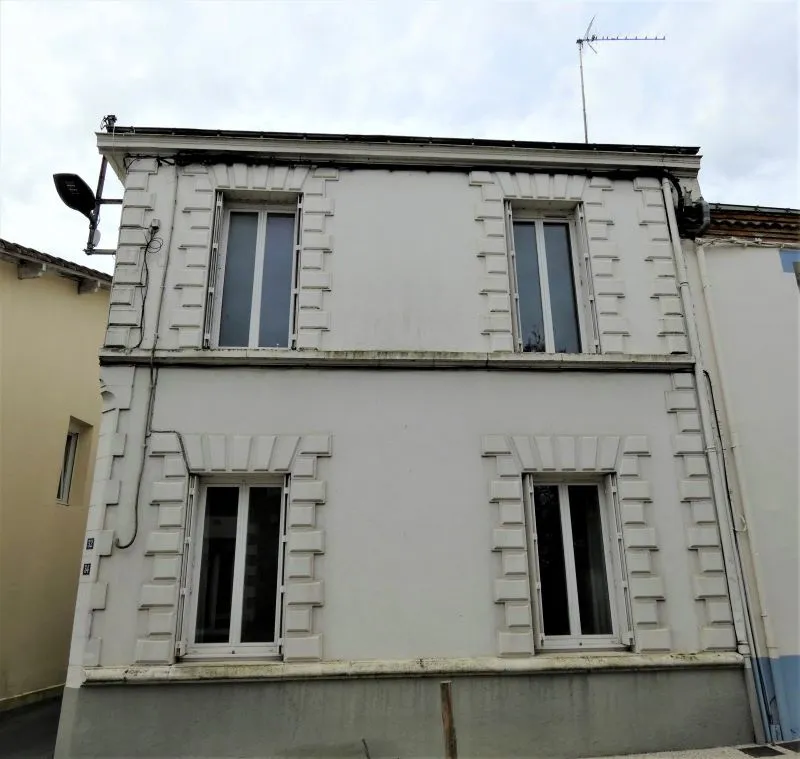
[469,172,617,353]
[665,373,736,650]
[481,433,670,656]
[105,160,337,351]
[633,178,690,355]
[136,432,332,664]
[469,172,690,357]
[106,159,159,349]
[615,434,671,652]
[73,366,136,669]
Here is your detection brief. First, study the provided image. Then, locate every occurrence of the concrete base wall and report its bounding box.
[56,667,753,758]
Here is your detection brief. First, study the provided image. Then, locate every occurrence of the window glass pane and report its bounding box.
[57,432,78,501]
[513,222,546,353]
[533,485,570,635]
[544,223,581,353]
[219,212,258,347]
[259,214,294,348]
[196,487,238,643]
[240,487,283,643]
[568,485,613,635]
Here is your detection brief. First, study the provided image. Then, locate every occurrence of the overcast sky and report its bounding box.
[0,0,796,275]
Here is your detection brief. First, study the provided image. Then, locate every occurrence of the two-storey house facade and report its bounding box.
[56,128,756,759]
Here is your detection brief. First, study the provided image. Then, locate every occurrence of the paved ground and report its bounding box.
[0,697,797,759]
[590,746,799,759]
[0,698,59,758]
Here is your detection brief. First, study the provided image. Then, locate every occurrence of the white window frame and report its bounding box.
[524,475,630,650]
[506,207,592,354]
[184,476,287,659]
[56,426,80,504]
[212,202,300,350]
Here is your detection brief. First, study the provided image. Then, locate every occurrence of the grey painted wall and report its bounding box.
[56,667,752,758]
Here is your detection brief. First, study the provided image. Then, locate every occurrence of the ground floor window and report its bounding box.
[186,479,286,657]
[526,478,628,649]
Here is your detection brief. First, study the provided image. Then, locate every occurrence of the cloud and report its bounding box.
[0,0,796,272]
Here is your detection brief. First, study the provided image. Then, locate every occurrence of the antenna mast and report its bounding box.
[577,17,665,143]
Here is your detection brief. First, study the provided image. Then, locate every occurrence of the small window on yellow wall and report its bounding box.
[56,426,80,504]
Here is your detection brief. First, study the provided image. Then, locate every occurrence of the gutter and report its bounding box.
[97,133,701,180]
[99,125,700,155]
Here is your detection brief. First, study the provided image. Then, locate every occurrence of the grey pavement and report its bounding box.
[590,746,799,759]
[0,698,59,759]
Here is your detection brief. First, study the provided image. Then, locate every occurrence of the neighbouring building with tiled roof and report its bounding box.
[0,239,110,712]
[686,205,799,744]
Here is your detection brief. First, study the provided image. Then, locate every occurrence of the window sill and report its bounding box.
[181,651,281,661]
[539,642,630,653]
[81,651,742,686]
[99,348,695,372]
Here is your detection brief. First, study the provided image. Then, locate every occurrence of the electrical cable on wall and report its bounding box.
[129,228,163,352]
[116,164,180,550]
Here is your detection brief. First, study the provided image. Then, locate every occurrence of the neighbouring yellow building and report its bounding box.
[0,238,110,710]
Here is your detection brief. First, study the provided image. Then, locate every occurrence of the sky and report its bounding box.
[0,0,797,275]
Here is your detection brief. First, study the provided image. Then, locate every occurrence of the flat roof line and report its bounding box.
[98,126,700,157]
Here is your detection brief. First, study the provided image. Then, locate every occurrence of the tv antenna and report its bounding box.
[577,17,665,143]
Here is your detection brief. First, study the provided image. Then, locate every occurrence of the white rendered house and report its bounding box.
[55,127,762,758]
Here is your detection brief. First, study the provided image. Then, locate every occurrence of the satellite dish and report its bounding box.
[53,173,96,220]
[92,228,101,247]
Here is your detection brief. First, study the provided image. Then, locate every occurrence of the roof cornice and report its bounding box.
[97,129,702,180]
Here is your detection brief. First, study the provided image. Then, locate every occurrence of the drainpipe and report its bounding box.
[695,240,784,738]
[661,179,771,743]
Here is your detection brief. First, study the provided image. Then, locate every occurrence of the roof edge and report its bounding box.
[0,238,112,286]
[97,127,702,180]
[100,125,701,155]
[709,202,799,216]
[705,204,800,245]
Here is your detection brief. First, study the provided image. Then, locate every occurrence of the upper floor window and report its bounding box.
[509,212,586,354]
[214,203,297,348]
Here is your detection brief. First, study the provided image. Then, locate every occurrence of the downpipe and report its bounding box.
[661,179,774,743]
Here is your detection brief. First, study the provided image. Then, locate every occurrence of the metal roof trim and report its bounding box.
[99,125,700,156]
[97,127,702,180]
